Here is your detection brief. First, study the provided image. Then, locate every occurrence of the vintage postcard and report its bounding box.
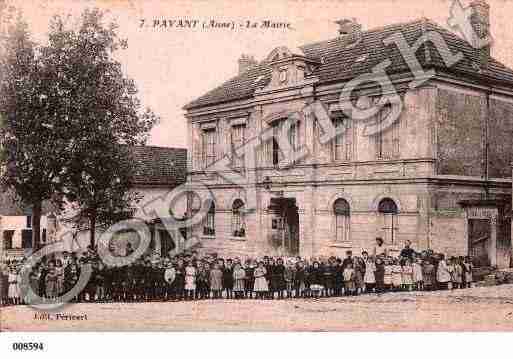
[1,0,513,339]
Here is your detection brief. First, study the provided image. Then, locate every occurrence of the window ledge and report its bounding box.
[329,242,353,248]
[229,236,247,242]
[201,235,216,240]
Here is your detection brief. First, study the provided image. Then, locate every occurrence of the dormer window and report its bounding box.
[263,46,321,90]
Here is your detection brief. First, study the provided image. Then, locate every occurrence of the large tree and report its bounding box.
[43,9,158,247]
[1,8,158,250]
[0,11,67,250]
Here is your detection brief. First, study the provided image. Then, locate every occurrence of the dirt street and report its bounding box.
[2,284,513,331]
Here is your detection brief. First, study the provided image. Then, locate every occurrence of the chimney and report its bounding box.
[238,54,258,75]
[335,18,362,44]
[469,0,491,70]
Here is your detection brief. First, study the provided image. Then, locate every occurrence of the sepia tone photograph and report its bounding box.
[1,0,513,336]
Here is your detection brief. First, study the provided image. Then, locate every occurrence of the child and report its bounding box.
[8,265,20,305]
[273,258,286,299]
[412,258,424,291]
[322,260,334,297]
[447,257,455,290]
[354,257,365,295]
[253,262,268,299]
[45,260,59,300]
[309,262,324,299]
[197,262,210,299]
[173,259,185,301]
[363,253,376,293]
[244,259,255,299]
[94,262,106,302]
[55,259,65,298]
[452,258,463,289]
[284,261,295,299]
[436,254,451,290]
[384,259,393,292]
[422,258,436,291]
[209,263,223,299]
[391,259,402,291]
[232,263,246,299]
[295,261,307,298]
[223,259,234,299]
[401,258,414,291]
[164,261,177,300]
[463,257,473,288]
[184,261,196,300]
[334,258,344,296]
[343,262,356,296]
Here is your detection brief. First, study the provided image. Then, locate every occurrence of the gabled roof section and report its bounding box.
[0,189,55,216]
[184,18,513,111]
[130,145,187,187]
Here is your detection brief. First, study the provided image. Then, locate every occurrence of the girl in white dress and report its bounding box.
[412,258,423,291]
[184,262,196,300]
[436,255,451,290]
[232,263,246,299]
[401,259,414,291]
[253,262,268,299]
[391,259,402,291]
[363,255,376,293]
[384,259,393,291]
[8,266,20,305]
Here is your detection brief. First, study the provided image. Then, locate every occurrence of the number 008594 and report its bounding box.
[12,342,44,351]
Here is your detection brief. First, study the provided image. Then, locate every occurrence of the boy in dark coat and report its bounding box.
[222,259,234,299]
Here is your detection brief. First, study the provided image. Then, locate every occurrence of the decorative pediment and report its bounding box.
[262,46,321,90]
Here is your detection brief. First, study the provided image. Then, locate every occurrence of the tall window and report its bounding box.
[375,105,400,159]
[332,116,352,161]
[203,202,216,236]
[3,230,14,249]
[21,229,32,248]
[334,198,351,242]
[202,128,217,167]
[231,124,246,169]
[232,199,246,237]
[268,119,301,166]
[187,191,202,218]
[378,198,399,245]
[271,121,282,166]
[26,215,32,228]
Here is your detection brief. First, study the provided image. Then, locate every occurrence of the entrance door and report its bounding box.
[468,219,491,267]
[284,205,299,255]
[270,198,300,256]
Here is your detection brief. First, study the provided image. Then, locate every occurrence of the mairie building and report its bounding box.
[184,1,512,268]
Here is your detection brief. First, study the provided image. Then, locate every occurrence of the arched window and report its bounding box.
[334,198,351,242]
[378,198,398,244]
[232,199,246,237]
[203,201,215,236]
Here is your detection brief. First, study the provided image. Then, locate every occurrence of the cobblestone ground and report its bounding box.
[3,284,513,331]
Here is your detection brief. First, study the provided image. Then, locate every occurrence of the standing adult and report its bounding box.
[372,237,388,258]
[400,240,416,260]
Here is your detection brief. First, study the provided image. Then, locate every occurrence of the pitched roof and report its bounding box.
[0,189,55,216]
[130,145,187,187]
[184,18,513,110]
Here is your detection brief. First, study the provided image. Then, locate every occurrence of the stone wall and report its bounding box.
[436,87,513,179]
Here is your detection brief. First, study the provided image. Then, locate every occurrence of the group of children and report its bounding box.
[0,247,474,306]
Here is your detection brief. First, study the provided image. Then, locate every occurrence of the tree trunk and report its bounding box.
[31,201,42,251]
[89,212,96,249]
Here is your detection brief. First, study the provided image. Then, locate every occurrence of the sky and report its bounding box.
[7,0,513,149]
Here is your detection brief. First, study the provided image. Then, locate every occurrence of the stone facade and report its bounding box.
[184,11,513,267]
